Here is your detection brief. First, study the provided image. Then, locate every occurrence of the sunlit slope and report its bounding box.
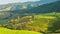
[0,27,42,34]
[29,14,57,32]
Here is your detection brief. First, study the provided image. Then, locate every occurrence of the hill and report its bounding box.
[0,1,60,19]
[9,1,60,14]
[0,1,60,25]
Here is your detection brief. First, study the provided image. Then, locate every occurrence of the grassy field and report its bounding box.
[0,27,42,34]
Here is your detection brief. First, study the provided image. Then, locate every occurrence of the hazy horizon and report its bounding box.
[0,0,40,5]
[0,0,57,5]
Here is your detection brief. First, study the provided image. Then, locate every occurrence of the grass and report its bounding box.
[0,27,42,34]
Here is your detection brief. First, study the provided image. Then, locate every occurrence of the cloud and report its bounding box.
[0,0,40,5]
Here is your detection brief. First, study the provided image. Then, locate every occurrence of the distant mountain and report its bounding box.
[0,0,57,11]
[22,1,60,14]
[9,1,60,14]
[0,1,60,19]
[0,1,41,19]
[0,1,41,11]
[0,0,60,23]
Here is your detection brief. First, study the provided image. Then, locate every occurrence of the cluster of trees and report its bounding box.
[0,15,48,33]
[0,16,36,30]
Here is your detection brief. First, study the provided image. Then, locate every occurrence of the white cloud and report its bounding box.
[0,0,40,5]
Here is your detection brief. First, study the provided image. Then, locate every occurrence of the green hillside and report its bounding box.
[0,0,60,33]
[0,27,42,34]
[0,12,60,33]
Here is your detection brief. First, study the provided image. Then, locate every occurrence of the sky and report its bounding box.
[0,0,57,5]
[0,0,40,5]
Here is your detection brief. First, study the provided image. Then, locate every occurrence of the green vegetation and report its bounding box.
[0,27,41,34]
[0,12,60,33]
[0,1,60,34]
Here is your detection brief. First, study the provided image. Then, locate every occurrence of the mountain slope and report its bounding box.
[0,1,60,21]
[26,1,60,13]
[0,0,57,12]
[10,1,60,14]
[0,1,41,11]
